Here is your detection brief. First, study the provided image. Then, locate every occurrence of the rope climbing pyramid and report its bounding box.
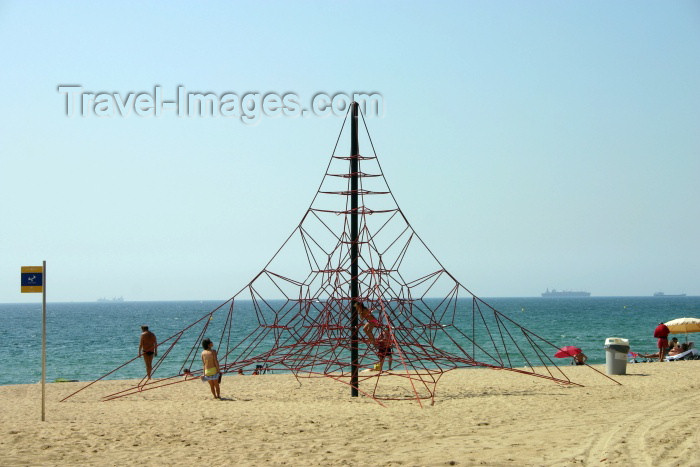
[64,103,610,406]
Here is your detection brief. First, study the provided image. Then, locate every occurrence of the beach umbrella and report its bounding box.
[554,346,582,358]
[664,317,700,334]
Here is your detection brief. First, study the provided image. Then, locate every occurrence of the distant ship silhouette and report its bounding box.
[97,296,124,302]
[541,289,590,298]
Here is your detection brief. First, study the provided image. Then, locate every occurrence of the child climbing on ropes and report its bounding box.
[374,328,394,371]
[354,301,380,346]
[201,338,221,399]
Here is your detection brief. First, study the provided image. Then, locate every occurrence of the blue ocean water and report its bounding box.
[1,296,698,386]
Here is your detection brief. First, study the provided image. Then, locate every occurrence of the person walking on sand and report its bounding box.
[201,338,221,399]
[138,325,157,379]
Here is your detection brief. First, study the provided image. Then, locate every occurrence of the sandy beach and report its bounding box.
[1,362,699,466]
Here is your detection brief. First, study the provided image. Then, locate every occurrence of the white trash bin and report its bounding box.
[604,337,630,375]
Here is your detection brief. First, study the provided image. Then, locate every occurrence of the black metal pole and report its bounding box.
[350,102,359,397]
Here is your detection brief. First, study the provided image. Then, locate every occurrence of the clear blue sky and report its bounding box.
[2,1,699,302]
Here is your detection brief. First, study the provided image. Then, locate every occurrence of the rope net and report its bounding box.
[63,107,609,406]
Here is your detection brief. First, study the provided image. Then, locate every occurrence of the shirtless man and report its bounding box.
[201,338,221,399]
[138,325,157,379]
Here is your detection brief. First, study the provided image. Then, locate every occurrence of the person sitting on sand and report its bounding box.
[354,301,380,346]
[572,352,588,365]
[201,338,221,399]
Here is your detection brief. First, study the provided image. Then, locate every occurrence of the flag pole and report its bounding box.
[41,260,46,421]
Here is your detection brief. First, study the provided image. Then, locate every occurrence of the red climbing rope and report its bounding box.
[62,105,618,405]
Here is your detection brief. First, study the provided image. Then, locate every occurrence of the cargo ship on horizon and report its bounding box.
[541,289,591,298]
